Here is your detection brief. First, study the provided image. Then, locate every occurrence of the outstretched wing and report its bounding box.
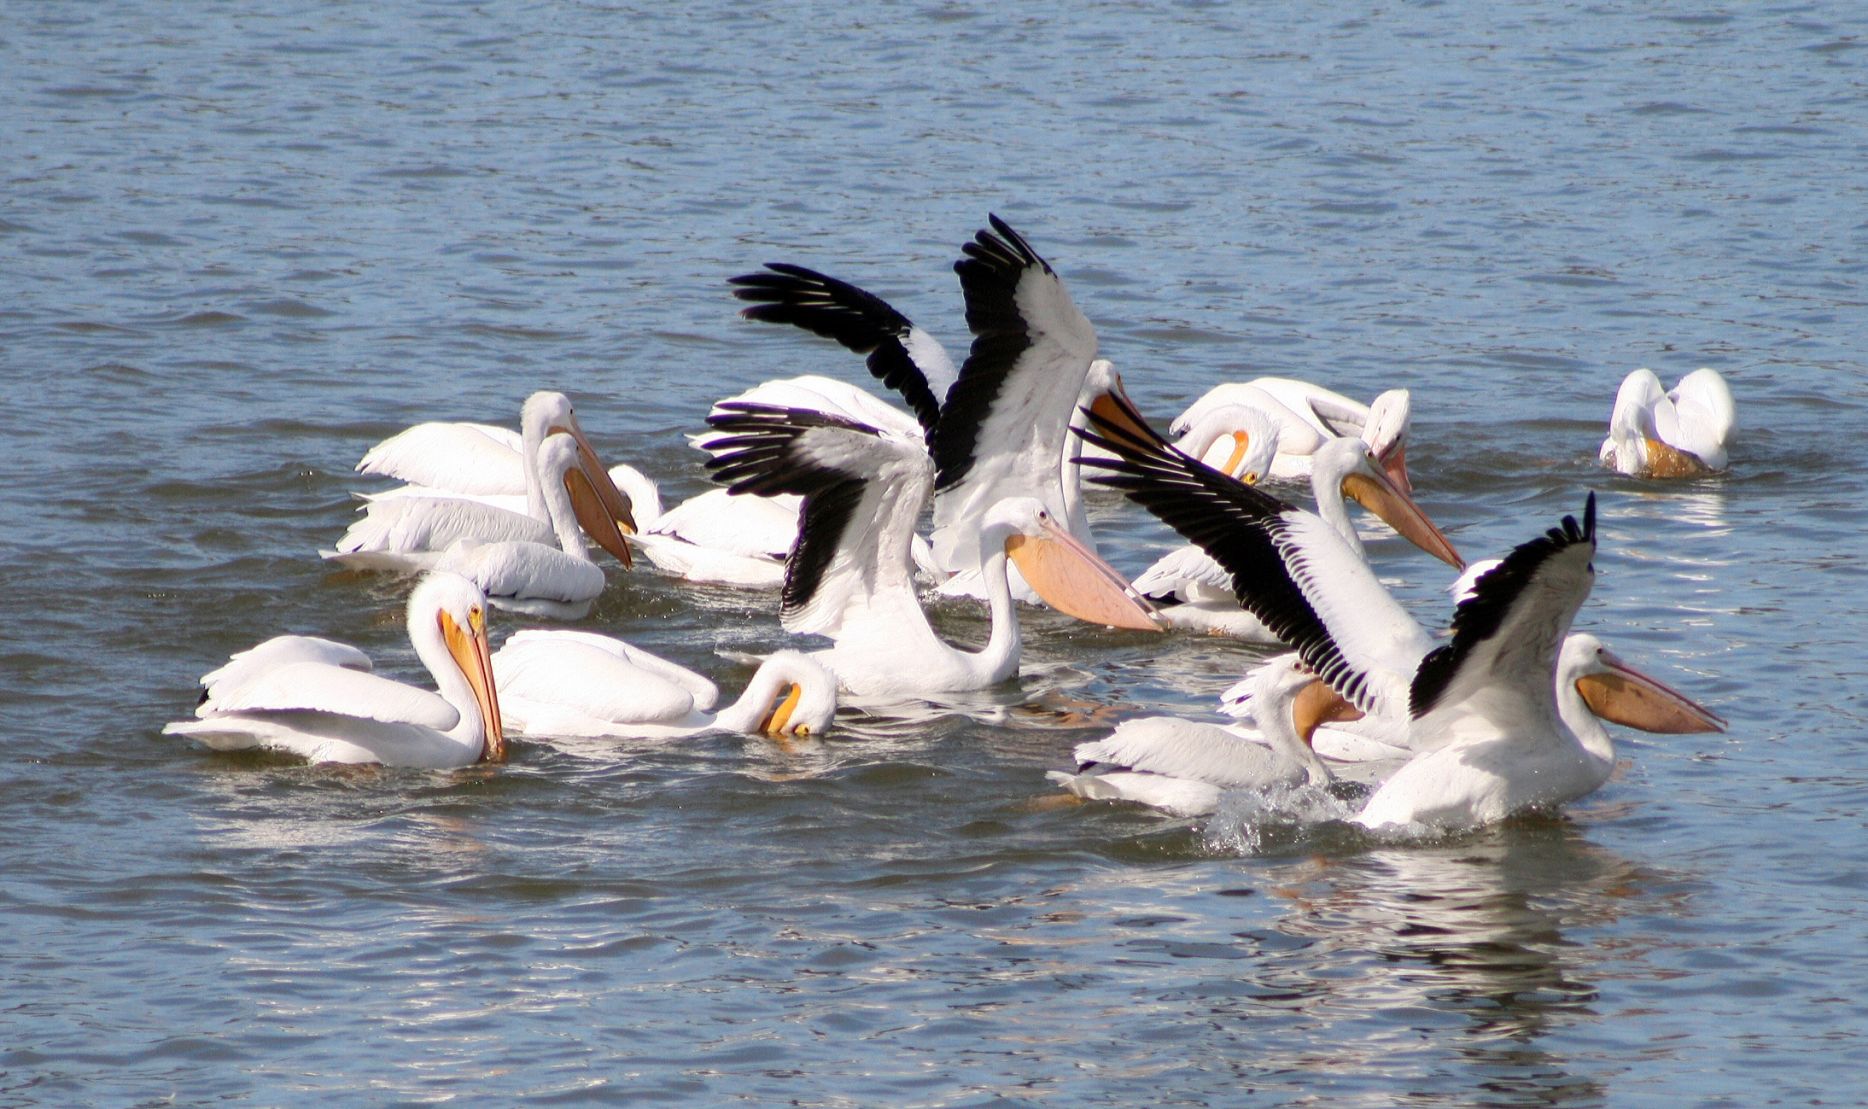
[704,403,933,637]
[930,215,1099,567]
[1078,390,1429,721]
[730,263,957,441]
[1410,494,1598,719]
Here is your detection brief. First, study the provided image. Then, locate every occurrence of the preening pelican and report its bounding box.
[429,434,630,619]
[1174,378,1413,492]
[701,402,1161,697]
[490,630,837,739]
[1599,367,1735,477]
[1046,655,1353,817]
[1079,402,1722,833]
[326,426,635,574]
[1129,421,1462,640]
[165,573,506,768]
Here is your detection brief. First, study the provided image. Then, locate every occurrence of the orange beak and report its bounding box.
[1007,515,1165,632]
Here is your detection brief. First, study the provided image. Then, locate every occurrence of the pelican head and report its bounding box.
[1249,654,1360,786]
[751,651,840,739]
[986,497,1164,631]
[522,391,639,554]
[539,431,633,566]
[1563,634,1726,734]
[1318,436,1463,569]
[417,572,507,762]
[1174,404,1281,485]
[1362,388,1412,493]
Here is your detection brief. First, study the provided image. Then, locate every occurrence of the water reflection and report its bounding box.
[1262,823,1673,1105]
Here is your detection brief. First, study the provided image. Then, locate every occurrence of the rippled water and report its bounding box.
[6,2,1868,1103]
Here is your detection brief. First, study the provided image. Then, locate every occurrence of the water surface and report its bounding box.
[5,2,1867,1103]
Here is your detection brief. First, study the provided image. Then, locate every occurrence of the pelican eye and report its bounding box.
[794,725,811,737]
[1244,470,1261,484]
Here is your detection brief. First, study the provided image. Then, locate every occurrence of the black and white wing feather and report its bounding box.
[1410,494,1597,719]
[704,402,933,638]
[1078,392,1429,721]
[932,215,1099,529]
[729,263,957,442]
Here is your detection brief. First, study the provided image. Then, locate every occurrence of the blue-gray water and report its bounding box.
[5,2,1867,1103]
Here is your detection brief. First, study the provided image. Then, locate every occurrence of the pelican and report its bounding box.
[1129,425,1463,640]
[326,425,635,574]
[1078,400,1723,833]
[701,402,1162,697]
[164,573,506,768]
[729,218,1147,616]
[347,390,635,562]
[1599,367,1735,477]
[490,630,837,739]
[425,434,631,619]
[1045,655,1354,817]
[1173,378,1414,491]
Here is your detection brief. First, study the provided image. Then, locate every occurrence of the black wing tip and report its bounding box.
[1413,493,1602,718]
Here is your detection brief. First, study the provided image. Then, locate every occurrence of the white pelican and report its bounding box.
[1045,655,1353,817]
[348,390,636,562]
[701,402,1162,697]
[1599,367,1735,477]
[428,434,630,619]
[729,219,1146,614]
[1129,427,1463,640]
[490,630,837,739]
[326,425,635,574]
[1173,378,1414,491]
[165,573,506,768]
[1079,404,1722,833]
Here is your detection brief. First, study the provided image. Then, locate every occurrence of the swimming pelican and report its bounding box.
[1045,654,1354,817]
[327,424,635,573]
[490,630,837,739]
[1129,425,1463,640]
[1599,367,1735,477]
[1173,378,1414,491]
[349,390,635,561]
[164,573,506,768]
[1078,402,1722,832]
[701,402,1162,697]
[426,434,630,619]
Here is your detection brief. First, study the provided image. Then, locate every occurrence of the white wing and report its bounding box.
[492,635,704,728]
[1131,544,1233,600]
[436,539,606,605]
[356,421,526,494]
[499,629,718,710]
[200,635,371,702]
[200,660,460,732]
[326,497,554,558]
[647,488,800,560]
[1072,717,1305,791]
